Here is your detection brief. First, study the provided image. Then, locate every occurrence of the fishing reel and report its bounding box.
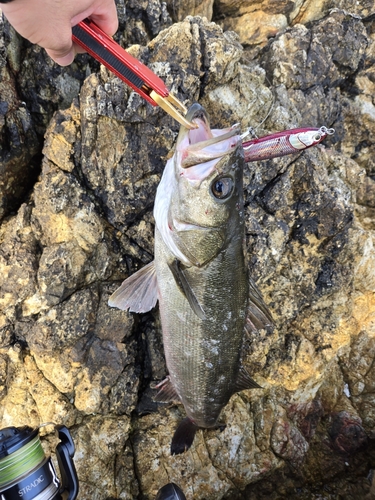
[155,483,186,500]
[0,424,78,500]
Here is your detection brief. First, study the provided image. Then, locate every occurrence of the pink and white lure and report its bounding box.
[242,126,335,163]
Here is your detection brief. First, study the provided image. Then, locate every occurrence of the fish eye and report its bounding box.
[314,133,322,141]
[211,177,234,200]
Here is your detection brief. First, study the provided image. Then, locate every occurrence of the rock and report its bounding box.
[218,10,288,50]
[214,1,375,55]
[1,6,375,500]
[329,410,368,455]
[71,416,139,499]
[0,18,39,221]
[116,0,172,46]
[165,0,214,22]
[0,9,102,222]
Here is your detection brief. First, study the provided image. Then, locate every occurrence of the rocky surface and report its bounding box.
[1,2,375,499]
[214,0,375,57]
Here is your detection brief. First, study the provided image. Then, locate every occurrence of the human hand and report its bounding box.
[0,0,118,66]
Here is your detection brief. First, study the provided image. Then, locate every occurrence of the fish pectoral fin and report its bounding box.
[171,417,199,455]
[108,261,158,313]
[153,376,181,403]
[168,259,205,320]
[233,365,262,392]
[245,276,275,334]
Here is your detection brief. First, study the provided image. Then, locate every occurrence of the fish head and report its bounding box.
[161,103,244,267]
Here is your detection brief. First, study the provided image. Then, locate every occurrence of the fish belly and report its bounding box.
[154,228,248,428]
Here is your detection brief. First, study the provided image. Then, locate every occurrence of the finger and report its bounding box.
[45,45,76,66]
[90,2,119,37]
[74,43,87,55]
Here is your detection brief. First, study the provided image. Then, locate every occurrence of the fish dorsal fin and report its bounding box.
[108,261,158,313]
[153,376,181,403]
[233,365,262,392]
[245,276,274,334]
[168,259,205,320]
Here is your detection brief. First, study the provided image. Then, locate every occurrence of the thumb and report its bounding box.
[45,45,76,66]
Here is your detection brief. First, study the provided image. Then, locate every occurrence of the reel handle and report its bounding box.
[55,426,79,500]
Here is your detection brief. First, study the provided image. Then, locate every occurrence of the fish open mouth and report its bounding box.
[177,103,241,169]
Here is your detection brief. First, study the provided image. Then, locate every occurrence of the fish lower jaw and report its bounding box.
[172,219,207,232]
[172,218,218,232]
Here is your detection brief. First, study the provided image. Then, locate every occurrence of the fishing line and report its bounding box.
[0,433,44,488]
[0,422,57,487]
[0,422,79,500]
[241,73,276,141]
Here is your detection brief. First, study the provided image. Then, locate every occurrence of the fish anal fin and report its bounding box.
[153,376,181,403]
[108,261,158,313]
[245,276,274,334]
[171,417,198,455]
[233,365,262,393]
[168,259,205,320]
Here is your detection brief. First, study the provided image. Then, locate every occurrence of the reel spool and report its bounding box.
[0,425,78,500]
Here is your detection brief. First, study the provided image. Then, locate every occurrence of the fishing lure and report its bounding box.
[242,126,335,163]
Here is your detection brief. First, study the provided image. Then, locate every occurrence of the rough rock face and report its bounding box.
[214,0,375,56]
[0,0,172,222]
[1,3,375,500]
[0,18,39,221]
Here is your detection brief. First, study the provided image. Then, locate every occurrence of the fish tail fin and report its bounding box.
[171,417,198,455]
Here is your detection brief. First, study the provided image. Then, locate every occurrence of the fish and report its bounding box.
[109,103,273,455]
[155,483,186,500]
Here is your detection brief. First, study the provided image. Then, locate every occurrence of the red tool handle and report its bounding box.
[72,19,169,106]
